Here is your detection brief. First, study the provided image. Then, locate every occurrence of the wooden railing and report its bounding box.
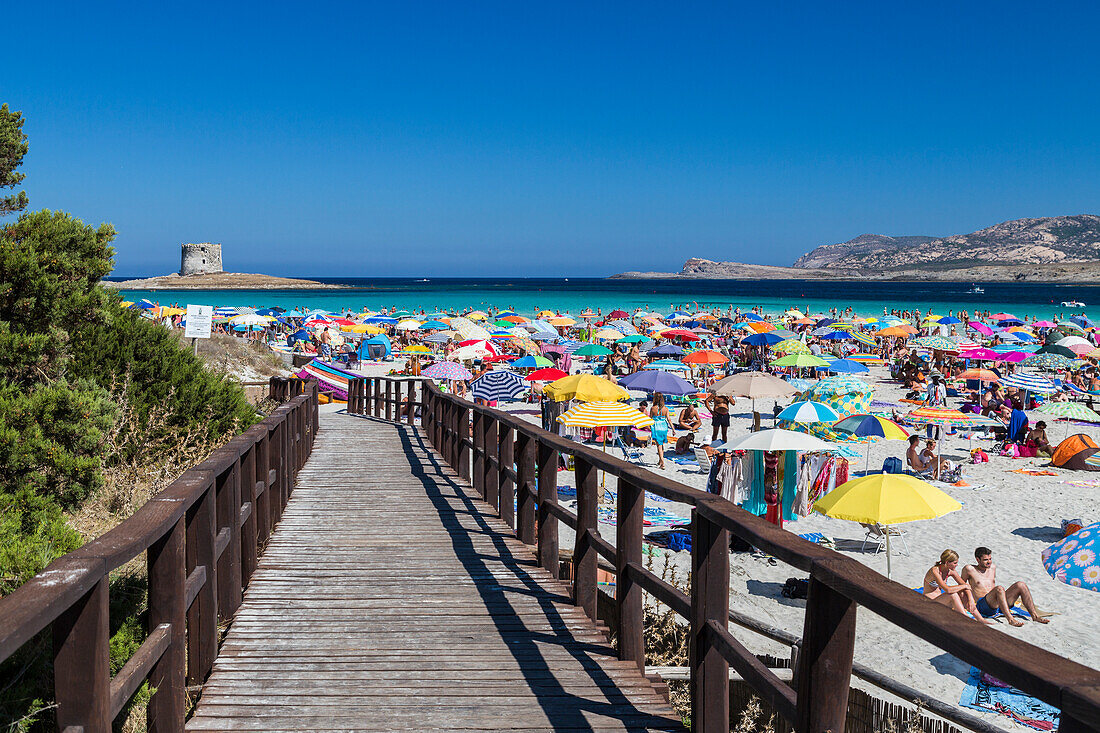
[0,381,319,733]
[348,375,1100,733]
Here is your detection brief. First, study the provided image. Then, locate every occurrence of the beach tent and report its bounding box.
[359,333,392,361]
[1051,434,1100,471]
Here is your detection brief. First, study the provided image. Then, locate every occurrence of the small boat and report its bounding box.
[415,279,430,282]
[1061,300,1086,308]
[967,285,984,294]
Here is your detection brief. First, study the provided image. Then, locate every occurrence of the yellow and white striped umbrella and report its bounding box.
[557,401,654,428]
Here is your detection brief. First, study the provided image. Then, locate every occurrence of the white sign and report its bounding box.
[185,304,213,339]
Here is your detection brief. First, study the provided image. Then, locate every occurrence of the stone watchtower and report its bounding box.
[180,243,223,276]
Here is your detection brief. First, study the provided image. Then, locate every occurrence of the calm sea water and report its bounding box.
[112,277,1095,320]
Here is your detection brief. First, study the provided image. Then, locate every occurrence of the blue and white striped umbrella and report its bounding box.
[470,370,526,401]
[775,401,842,424]
[998,372,1058,395]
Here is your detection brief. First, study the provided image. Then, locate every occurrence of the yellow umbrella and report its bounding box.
[544,374,629,402]
[593,328,625,341]
[773,338,810,354]
[548,316,577,327]
[465,310,489,321]
[814,474,961,577]
[557,401,654,429]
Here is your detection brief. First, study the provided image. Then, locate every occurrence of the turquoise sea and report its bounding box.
[113,277,1095,321]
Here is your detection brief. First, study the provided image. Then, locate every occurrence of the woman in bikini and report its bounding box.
[923,549,992,625]
[648,392,675,470]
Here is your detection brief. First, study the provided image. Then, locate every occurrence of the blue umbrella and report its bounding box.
[423,333,452,343]
[419,320,450,330]
[291,329,311,343]
[511,355,553,368]
[530,332,559,341]
[743,332,785,346]
[618,370,696,395]
[648,343,684,357]
[131,299,157,310]
[819,331,849,340]
[256,308,283,316]
[776,401,841,423]
[820,358,869,374]
[937,316,962,325]
[365,316,398,324]
[470,370,526,402]
[741,313,764,322]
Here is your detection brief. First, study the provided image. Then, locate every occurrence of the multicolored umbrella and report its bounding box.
[776,401,842,424]
[423,361,474,380]
[905,406,979,427]
[470,370,526,401]
[510,355,554,369]
[1042,523,1100,591]
[911,335,958,351]
[813,375,872,397]
[998,372,1058,395]
[1025,352,1075,371]
[833,414,911,440]
[1036,402,1100,423]
[847,352,885,365]
[850,331,876,348]
[773,339,810,354]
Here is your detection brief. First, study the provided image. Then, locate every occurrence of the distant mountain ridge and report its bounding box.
[610,215,1100,282]
[793,215,1100,270]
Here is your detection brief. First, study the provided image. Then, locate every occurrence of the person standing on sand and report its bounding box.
[703,392,731,442]
[961,548,1047,626]
[923,550,992,625]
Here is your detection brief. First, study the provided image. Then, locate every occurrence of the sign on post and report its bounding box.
[185,305,213,339]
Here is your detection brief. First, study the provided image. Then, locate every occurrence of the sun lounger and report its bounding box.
[694,447,712,474]
[861,523,909,555]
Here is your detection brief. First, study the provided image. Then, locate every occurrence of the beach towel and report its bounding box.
[1010,468,1058,477]
[959,666,1058,731]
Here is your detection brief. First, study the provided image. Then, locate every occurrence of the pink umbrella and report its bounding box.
[969,323,994,337]
[1000,351,1029,363]
[960,348,998,360]
[1033,320,1058,328]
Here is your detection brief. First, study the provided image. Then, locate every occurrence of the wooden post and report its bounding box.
[690,509,731,733]
[148,517,186,732]
[407,380,417,425]
[254,432,270,545]
[393,380,402,423]
[498,423,514,529]
[536,441,559,577]
[186,482,218,685]
[373,377,381,417]
[796,574,857,733]
[516,432,536,544]
[53,574,110,733]
[485,416,500,512]
[472,410,485,498]
[616,476,645,672]
[240,447,257,585]
[573,455,598,620]
[349,378,359,414]
[385,379,393,422]
[457,405,471,481]
[215,458,243,620]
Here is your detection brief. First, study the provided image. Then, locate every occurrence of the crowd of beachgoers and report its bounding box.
[135,297,1098,726]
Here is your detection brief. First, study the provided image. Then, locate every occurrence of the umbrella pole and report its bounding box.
[886,529,892,579]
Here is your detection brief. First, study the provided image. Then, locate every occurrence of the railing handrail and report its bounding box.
[348,375,1099,733]
[0,379,320,733]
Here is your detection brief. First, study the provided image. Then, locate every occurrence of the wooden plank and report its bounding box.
[188,413,683,732]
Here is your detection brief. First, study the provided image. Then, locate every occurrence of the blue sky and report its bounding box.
[6,2,1100,277]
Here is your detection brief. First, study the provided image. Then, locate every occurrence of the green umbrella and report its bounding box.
[772,353,830,368]
[573,344,613,357]
[615,334,648,344]
[1036,401,1100,422]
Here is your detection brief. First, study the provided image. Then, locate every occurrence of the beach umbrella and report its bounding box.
[548,316,577,327]
[814,375,871,397]
[544,374,629,402]
[648,344,685,357]
[396,319,422,330]
[418,321,452,331]
[743,332,785,346]
[1042,522,1100,592]
[876,326,910,337]
[711,372,799,400]
[850,331,876,348]
[959,368,999,382]
[525,367,568,382]
[573,343,613,357]
[774,339,810,354]
[470,370,526,402]
[819,331,850,341]
[1035,344,1077,359]
[998,372,1058,395]
[644,359,690,371]
[820,358,870,374]
[833,413,912,474]
[847,353,885,365]
[937,316,962,325]
[230,314,273,326]
[773,353,830,368]
[960,348,999,361]
[510,355,554,369]
[723,428,837,452]
[911,335,958,351]
[906,406,978,427]
[813,474,961,577]
[608,309,629,319]
[682,350,728,366]
[1036,402,1100,433]
[616,334,648,344]
[776,401,841,424]
[423,361,473,380]
[618,370,696,396]
[593,328,625,341]
[1025,353,1075,371]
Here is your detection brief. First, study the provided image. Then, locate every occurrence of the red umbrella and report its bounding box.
[609,310,629,319]
[663,329,700,341]
[330,318,355,326]
[525,367,568,381]
[682,350,728,365]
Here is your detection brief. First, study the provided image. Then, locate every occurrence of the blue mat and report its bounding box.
[960,667,1058,730]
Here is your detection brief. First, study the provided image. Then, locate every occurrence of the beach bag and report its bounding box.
[882,457,903,474]
[970,449,989,463]
[942,463,962,483]
[1000,443,1020,458]
[781,578,809,599]
[1062,518,1085,538]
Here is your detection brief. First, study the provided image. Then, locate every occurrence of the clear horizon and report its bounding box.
[8,2,1100,277]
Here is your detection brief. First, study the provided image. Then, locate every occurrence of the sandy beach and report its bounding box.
[336,351,1099,729]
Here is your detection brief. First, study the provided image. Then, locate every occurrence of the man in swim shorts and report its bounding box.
[961,547,1047,626]
[704,392,731,442]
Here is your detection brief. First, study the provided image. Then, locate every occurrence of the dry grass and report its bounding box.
[173,331,291,382]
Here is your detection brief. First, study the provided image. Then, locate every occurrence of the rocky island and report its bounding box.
[613,215,1100,283]
[104,272,344,290]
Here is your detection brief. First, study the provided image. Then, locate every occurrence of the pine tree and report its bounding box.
[0,103,29,216]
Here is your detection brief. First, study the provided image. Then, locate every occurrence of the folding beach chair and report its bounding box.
[615,436,644,463]
[861,523,909,556]
[694,447,712,474]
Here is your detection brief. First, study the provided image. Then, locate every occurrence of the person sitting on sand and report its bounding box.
[923,550,991,624]
[961,547,1047,626]
[1026,421,1054,457]
[676,403,702,432]
[920,439,950,479]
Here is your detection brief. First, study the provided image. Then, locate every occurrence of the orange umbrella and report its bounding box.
[876,326,910,337]
[500,314,528,324]
[683,350,728,365]
[959,368,998,381]
[745,321,775,333]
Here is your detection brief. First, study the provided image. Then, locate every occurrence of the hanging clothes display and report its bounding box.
[722,454,742,504]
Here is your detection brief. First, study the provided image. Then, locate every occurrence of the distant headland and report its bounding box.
[612,215,1100,283]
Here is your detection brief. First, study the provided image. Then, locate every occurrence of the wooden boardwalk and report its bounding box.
[188,411,684,732]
